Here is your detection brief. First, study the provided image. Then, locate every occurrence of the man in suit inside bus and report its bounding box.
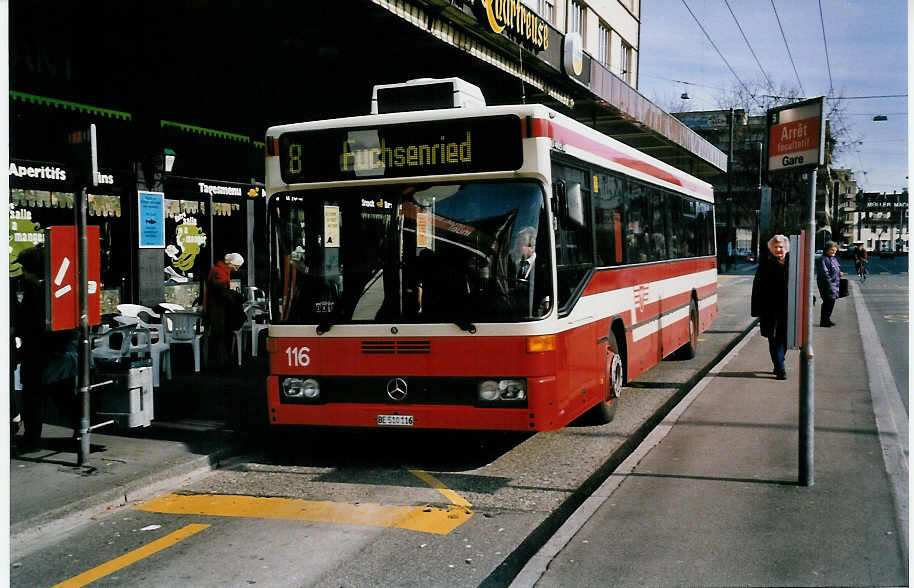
[513,226,538,316]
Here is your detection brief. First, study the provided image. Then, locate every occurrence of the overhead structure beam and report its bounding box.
[374,0,727,179]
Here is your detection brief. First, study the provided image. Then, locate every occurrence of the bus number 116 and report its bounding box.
[285,345,310,367]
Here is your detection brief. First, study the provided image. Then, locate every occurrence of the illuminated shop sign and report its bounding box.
[476,0,550,51]
[279,115,523,183]
[8,161,115,185]
[198,182,243,197]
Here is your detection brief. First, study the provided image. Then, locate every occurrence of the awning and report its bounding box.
[372,0,727,179]
[10,91,132,121]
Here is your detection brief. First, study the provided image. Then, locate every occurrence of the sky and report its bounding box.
[637,0,908,194]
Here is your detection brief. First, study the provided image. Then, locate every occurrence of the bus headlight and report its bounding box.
[479,380,499,401]
[500,379,526,400]
[283,377,320,399]
[478,379,526,402]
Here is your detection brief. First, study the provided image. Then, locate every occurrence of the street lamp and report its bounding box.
[873,115,888,121]
[143,147,177,190]
[163,148,176,173]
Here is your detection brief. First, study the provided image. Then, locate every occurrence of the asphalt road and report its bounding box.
[7,276,759,587]
[839,255,908,411]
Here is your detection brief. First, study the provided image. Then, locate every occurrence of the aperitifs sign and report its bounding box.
[278,115,523,183]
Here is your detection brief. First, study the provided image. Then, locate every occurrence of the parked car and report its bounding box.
[734,248,755,263]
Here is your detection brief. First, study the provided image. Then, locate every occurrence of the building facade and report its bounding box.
[855,192,909,254]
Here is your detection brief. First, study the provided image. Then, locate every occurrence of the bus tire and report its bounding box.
[590,330,623,424]
[677,299,699,360]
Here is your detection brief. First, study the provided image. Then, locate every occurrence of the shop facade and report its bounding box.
[160,176,265,308]
[9,157,132,315]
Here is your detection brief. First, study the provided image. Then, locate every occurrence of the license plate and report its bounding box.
[377,414,414,427]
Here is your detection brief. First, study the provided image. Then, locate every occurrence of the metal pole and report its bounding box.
[727,109,734,270]
[799,169,816,486]
[76,186,91,465]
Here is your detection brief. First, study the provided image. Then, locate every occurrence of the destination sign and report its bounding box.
[278,115,523,183]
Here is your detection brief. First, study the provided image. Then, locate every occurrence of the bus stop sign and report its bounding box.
[767,97,825,173]
[46,225,102,331]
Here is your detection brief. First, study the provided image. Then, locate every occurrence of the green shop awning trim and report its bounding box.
[12,91,268,149]
[10,91,132,120]
[161,120,250,143]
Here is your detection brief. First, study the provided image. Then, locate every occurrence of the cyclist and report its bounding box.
[853,244,868,280]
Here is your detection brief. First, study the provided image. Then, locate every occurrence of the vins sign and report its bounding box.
[278,115,523,183]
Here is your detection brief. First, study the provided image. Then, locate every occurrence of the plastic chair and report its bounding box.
[131,327,171,388]
[245,286,266,303]
[14,337,22,391]
[115,313,165,344]
[91,325,136,365]
[230,303,269,365]
[231,323,245,366]
[247,304,270,359]
[163,311,205,373]
[159,303,184,312]
[117,303,160,320]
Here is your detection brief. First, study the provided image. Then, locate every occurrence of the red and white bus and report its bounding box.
[263,78,717,432]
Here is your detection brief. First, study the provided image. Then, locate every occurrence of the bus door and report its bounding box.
[551,163,598,412]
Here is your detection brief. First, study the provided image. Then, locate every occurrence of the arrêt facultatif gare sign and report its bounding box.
[767,97,825,173]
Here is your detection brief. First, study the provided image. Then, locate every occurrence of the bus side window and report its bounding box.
[595,173,624,266]
[626,182,651,263]
[648,188,666,260]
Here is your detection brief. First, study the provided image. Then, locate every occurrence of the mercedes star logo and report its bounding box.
[386,377,408,402]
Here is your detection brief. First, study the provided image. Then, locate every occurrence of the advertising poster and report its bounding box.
[138,190,165,248]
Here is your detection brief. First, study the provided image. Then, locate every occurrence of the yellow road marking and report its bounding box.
[136,493,471,535]
[52,523,209,588]
[407,469,473,508]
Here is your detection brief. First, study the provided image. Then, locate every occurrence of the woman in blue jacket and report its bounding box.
[816,241,843,327]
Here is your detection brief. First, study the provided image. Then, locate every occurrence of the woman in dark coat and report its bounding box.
[816,240,842,327]
[751,235,790,380]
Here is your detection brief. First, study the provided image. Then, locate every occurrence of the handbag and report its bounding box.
[838,277,849,298]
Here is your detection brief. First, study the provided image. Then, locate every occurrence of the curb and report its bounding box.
[480,316,761,587]
[10,438,245,559]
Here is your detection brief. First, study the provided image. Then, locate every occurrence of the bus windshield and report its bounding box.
[269,180,552,328]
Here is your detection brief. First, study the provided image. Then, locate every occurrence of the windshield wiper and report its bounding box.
[454,318,476,333]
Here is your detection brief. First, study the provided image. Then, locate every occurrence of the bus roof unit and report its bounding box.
[371,77,486,114]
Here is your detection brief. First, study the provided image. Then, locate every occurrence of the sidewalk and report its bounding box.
[517,283,909,586]
[9,353,268,553]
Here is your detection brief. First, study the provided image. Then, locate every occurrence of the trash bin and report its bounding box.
[94,357,154,428]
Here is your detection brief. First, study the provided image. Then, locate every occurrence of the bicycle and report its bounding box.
[855,259,868,281]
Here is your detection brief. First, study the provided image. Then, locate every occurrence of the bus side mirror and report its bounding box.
[565,182,585,227]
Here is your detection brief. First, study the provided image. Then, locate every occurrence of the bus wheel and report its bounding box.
[679,299,699,360]
[592,330,623,424]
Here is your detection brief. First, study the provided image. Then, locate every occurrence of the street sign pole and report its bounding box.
[76,186,91,465]
[799,169,816,486]
[766,96,824,487]
[71,123,98,466]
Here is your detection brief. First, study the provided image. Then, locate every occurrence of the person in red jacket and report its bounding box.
[205,253,244,368]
